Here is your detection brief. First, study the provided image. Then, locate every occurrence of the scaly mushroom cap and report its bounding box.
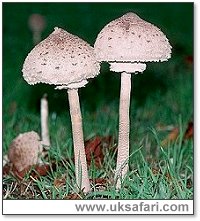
[8,131,42,172]
[94,12,172,63]
[23,27,100,88]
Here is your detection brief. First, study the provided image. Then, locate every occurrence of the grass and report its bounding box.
[3,64,193,199]
[3,3,193,200]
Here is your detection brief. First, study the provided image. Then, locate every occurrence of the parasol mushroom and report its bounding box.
[28,13,46,45]
[94,12,172,188]
[22,27,100,193]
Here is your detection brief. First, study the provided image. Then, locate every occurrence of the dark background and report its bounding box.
[3,3,193,113]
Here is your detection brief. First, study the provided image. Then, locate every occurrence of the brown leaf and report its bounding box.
[3,162,53,180]
[92,178,107,185]
[54,176,66,188]
[184,121,193,140]
[85,136,102,168]
[161,127,179,146]
[84,136,113,168]
[32,164,51,178]
[12,165,32,180]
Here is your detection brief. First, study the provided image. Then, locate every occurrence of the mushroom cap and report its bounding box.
[22,27,100,88]
[94,12,172,63]
[8,131,42,172]
[28,14,46,32]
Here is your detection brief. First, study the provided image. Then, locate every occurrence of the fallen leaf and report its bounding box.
[92,177,107,185]
[70,136,115,168]
[12,165,32,180]
[32,164,51,178]
[54,175,66,188]
[84,136,114,168]
[161,127,179,146]
[3,162,54,180]
[184,121,193,140]
[85,136,103,168]
[85,136,107,168]
[3,163,31,180]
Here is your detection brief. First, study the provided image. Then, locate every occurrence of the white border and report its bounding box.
[1,0,199,219]
[3,200,194,215]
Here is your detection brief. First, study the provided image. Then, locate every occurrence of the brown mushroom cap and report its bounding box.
[8,131,42,172]
[94,12,172,63]
[28,14,46,33]
[22,27,100,89]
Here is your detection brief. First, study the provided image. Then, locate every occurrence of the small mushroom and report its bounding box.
[8,131,42,172]
[22,27,100,193]
[28,14,46,45]
[94,12,172,188]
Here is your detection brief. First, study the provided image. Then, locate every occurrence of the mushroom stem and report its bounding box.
[41,95,50,147]
[67,89,91,193]
[33,31,41,45]
[115,72,131,189]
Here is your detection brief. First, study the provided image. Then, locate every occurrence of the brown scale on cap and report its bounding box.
[8,131,42,172]
[23,27,100,89]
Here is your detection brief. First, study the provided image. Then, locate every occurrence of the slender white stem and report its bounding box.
[67,89,91,193]
[41,95,50,147]
[115,72,131,189]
